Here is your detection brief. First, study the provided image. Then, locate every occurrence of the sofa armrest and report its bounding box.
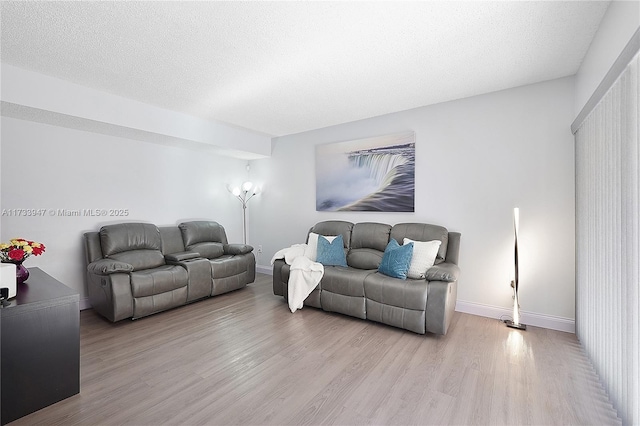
[425,262,460,282]
[426,280,458,335]
[87,259,134,275]
[86,272,133,321]
[165,251,201,262]
[224,244,254,255]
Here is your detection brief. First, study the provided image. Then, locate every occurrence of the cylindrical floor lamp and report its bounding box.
[506,207,526,330]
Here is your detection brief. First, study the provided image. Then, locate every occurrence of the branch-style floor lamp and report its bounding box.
[227,181,260,244]
[506,207,526,330]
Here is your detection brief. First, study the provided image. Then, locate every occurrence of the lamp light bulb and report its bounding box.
[242,181,253,192]
[232,187,241,197]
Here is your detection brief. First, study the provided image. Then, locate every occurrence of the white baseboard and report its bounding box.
[256,264,273,275]
[79,296,91,311]
[455,300,575,333]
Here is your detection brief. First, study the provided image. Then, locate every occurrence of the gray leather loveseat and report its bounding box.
[84,221,255,322]
[273,221,460,335]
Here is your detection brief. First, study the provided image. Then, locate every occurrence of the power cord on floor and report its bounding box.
[499,314,513,323]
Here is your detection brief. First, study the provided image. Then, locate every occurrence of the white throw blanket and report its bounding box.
[271,244,324,313]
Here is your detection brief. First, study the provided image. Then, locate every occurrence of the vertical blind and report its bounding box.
[574,48,639,425]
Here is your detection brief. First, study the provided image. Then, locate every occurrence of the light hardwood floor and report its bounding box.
[10,274,620,425]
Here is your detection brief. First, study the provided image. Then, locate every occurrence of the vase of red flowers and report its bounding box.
[0,238,46,284]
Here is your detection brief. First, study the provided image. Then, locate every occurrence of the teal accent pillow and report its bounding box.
[378,239,414,279]
[316,234,347,267]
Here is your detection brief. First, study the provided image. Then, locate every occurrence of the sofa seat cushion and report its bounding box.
[188,242,224,259]
[209,254,249,278]
[364,272,428,311]
[130,265,188,298]
[321,267,374,297]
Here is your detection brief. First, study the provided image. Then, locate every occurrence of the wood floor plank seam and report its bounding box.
[7,273,622,425]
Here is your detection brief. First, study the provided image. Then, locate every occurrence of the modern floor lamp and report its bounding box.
[227,181,260,244]
[506,207,526,330]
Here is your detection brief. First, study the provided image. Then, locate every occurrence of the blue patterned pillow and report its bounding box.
[378,239,414,279]
[316,234,347,267]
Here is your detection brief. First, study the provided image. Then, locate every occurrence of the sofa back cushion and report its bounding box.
[347,222,391,269]
[83,231,103,265]
[99,223,165,271]
[390,223,449,264]
[179,221,229,247]
[308,221,353,254]
[159,226,186,254]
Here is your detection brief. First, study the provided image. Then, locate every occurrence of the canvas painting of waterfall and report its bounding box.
[316,132,415,212]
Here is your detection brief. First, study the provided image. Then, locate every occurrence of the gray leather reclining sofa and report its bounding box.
[273,221,460,335]
[84,221,255,322]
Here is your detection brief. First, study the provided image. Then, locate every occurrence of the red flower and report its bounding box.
[1,239,45,263]
[8,248,25,261]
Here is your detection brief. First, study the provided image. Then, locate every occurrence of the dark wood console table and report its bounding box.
[1,267,80,425]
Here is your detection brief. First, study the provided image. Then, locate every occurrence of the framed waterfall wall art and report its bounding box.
[315,132,415,212]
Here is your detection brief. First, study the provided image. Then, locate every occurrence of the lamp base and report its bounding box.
[505,320,527,330]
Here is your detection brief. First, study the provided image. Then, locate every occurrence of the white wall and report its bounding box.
[574,0,640,115]
[249,76,576,328]
[1,116,249,307]
[2,64,273,159]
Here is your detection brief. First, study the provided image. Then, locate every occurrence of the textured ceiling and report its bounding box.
[1,1,610,137]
